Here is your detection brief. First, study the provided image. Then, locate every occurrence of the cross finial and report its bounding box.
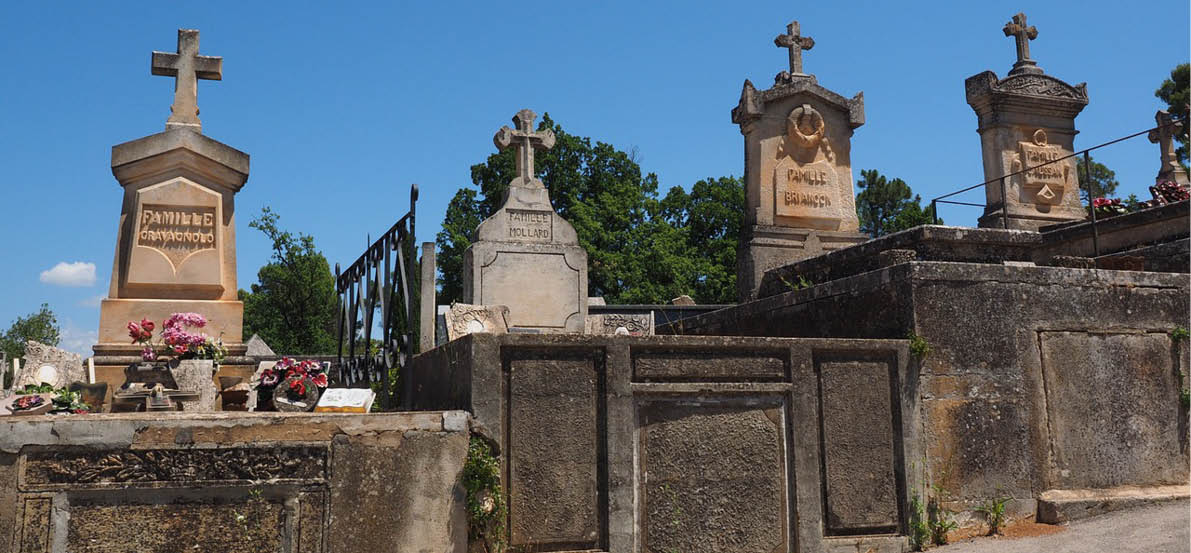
[151,29,223,132]
[774,21,815,82]
[1149,110,1189,184]
[493,109,556,189]
[1002,13,1042,76]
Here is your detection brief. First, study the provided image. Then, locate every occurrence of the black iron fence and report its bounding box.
[334,184,419,410]
[929,118,1184,257]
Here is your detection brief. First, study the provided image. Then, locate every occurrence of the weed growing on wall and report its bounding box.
[465,437,506,552]
[975,496,1009,535]
[907,331,932,360]
[908,494,930,551]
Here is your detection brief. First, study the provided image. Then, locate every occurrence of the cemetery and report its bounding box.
[1,11,1188,553]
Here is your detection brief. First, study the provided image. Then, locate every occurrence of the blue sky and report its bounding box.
[0,1,1186,355]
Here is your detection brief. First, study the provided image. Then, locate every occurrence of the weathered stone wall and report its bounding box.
[663,262,1190,521]
[0,412,469,553]
[407,334,916,553]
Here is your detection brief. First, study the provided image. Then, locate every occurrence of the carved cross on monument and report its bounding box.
[151,29,223,132]
[774,21,814,81]
[1002,13,1042,75]
[494,109,556,189]
[1149,110,1190,185]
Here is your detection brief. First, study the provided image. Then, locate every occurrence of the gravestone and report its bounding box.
[462,109,588,333]
[1149,110,1190,186]
[444,303,511,341]
[732,20,868,300]
[94,29,249,362]
[13,341,84,390]
[966,13,1089,230]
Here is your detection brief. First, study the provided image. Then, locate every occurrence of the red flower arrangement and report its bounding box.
[255,358,329,401]
[127,313,226,363]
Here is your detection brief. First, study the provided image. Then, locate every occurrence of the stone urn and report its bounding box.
[171,359,219,412]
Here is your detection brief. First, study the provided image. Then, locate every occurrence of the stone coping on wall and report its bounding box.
[667,261,1190,337]
[756,201,1190,299]
[756,225,1041,298]
[0,411,470,454]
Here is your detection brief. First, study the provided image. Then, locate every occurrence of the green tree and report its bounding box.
[1155,63,1189,166]
[1,304,61,387]
[855,169,939,238]
[436,114,744,305]
[1076,155,1120,201]
[239,208,338,355]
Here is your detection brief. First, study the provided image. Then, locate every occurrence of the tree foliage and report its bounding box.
[854,169,939,238]
[436,114,744,305]
[1076,155,1119,201]
[239,208,338,355]
[1155,63,1190,165]
[1,303,60,362]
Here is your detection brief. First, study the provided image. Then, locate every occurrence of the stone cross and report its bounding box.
[774,21,814,76]
[151,29,223,132]
[1149,110,1189,184]
[1002,13,1041,75]
[494,109,556,189]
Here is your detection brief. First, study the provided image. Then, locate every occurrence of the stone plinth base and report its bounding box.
[463,241,587,333]
[0,412,469,552]
[737,224,868,301]
[97,297,244,344]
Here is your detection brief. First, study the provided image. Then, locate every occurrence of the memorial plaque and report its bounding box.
[125,177,224,291]
[135,203,218,266]
[506,209,552,242]
[774,158,840,224]
[1014,129,1072,205]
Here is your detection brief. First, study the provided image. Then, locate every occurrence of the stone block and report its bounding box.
[443,303,509,341]
[0,412,468,553]
[464,242,586,332]
[507,354,601,549]
[638,399,788,553]
[878,249,917,267]
[818,359,901,534]
[1039,331,1186,488]
[586,312,653,335]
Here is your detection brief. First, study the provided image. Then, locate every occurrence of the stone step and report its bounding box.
[1037,485,1190,524]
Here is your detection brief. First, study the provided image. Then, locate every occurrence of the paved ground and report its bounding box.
[936,499,1190,553]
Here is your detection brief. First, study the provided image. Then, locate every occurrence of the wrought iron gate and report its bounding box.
[334,184,418,410]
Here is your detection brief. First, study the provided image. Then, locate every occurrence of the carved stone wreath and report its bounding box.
[786,103,826,151]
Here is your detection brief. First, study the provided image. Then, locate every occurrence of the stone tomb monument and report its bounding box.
[462,109,588,333]
[1149,110,1190,186]
[94,29,249,362]
[966,13,1090,230]
[732,20,868,300]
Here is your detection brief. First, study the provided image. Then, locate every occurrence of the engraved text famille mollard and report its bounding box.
[506,209,552,241]
[137,205,217,251]
[782,167,833,209]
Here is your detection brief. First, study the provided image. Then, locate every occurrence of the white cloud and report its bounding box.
[39,262,96,287]
[79,295,105,308]
[59,322,98,358]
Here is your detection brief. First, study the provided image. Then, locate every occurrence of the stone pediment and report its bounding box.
[966,71,1088,104]
[733,77,864,129]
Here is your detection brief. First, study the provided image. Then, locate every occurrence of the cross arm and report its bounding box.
[150,51,223,80]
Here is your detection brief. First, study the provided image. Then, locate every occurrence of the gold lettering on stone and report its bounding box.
[506,209,552,242]
[136,203,217,267]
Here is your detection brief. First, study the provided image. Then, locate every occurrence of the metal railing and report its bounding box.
[929,120,1182,257]
[334,184,419,410]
